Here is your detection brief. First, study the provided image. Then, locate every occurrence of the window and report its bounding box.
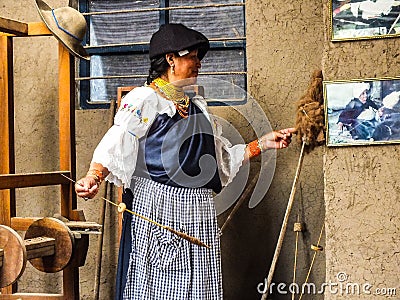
[78,0,246,109]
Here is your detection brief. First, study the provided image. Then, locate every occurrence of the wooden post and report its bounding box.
[0,34,15,296]
[58,44,83,300]
[0,35,15,226]
[58,45,74,220]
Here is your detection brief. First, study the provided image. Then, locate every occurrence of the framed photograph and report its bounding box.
[331,0,400,41]
[324,77,400,146]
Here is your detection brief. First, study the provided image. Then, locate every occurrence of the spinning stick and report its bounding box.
[101,197,210,248]
[292,217,304,300]
[61,174,210,248]
[260,70,325,300]
[0,249,3,268]
[298,223,325,300]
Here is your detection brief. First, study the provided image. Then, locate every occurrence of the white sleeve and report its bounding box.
[91,87,175,188]
[213,119,246,187]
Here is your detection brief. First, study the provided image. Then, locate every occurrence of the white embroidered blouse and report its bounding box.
[91,86,246,189]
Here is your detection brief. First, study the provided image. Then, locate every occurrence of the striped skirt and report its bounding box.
[117,176,223,300]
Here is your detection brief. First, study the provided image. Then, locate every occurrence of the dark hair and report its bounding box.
[146,55,170,85]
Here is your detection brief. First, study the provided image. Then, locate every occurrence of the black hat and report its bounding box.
[149,23,209,60]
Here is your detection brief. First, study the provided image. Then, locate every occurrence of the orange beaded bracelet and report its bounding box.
[248,139,261,158]
[86,169,104,185]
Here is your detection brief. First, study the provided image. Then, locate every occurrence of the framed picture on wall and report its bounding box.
[331,0,400,41]
[324,77,400,146]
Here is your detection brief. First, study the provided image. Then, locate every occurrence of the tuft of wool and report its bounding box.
[295,70,325,152]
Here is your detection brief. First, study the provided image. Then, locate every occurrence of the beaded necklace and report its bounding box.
[151,77,190,118]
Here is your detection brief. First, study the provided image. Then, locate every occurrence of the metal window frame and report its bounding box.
[78,0,247,109]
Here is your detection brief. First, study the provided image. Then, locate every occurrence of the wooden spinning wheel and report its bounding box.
[0,17,90,299]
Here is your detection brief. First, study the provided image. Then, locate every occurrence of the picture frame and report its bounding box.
[324,77,400,146]
[331,0,400,41]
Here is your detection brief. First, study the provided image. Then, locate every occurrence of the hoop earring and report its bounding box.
[171,64,175,74]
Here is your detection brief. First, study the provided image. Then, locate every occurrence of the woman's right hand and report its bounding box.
[75,176,100,200]
[261,127,296,150]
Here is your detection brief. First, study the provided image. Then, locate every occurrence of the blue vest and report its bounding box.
[134,100,222,193]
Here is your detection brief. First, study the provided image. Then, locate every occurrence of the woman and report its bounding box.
[372,91,400,140]
[337,82,380,140]
[75,23,295,300]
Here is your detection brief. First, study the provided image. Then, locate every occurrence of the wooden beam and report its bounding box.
[0,171,72,189]
[0,294,64,299]
[65,221,102,235]
[0,18,51,37]
[0,17,28,36]
[27,22,51,36]
[25,237,55,260]
[11,217,102,234]
[10,217,40,231]
[0,33,15,37]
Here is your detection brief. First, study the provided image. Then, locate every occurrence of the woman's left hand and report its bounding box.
[260,127,296,149]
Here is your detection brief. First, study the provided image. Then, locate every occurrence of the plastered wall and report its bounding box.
[3,0,398,300]
[322,1,400,299]
[238,1,325,299]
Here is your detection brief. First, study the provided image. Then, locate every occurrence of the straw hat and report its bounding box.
[35,0,90,60]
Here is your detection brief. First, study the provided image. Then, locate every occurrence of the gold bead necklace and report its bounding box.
[151,77,190,118]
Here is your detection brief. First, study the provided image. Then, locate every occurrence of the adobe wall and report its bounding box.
[238,1,325,299]
[321,1,400,299]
